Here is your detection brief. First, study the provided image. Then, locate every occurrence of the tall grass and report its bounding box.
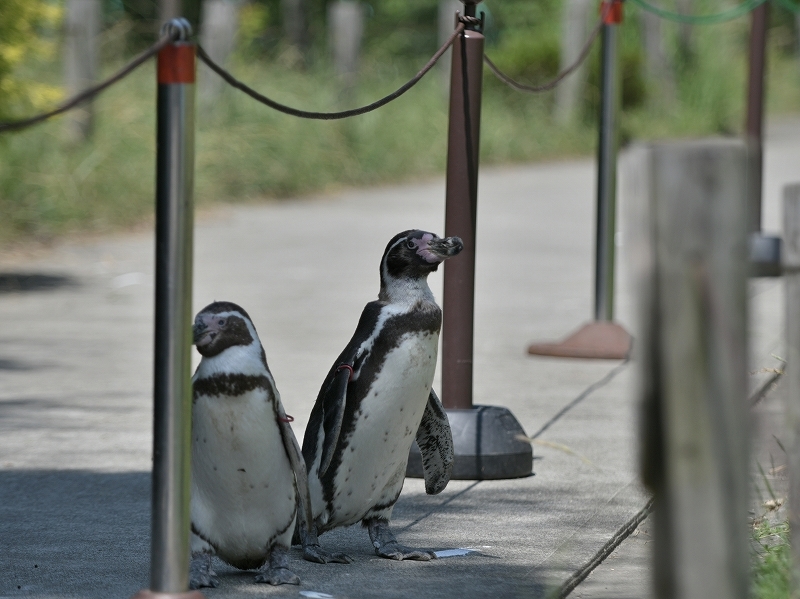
[0,13,798,243]
[752,518,791,599]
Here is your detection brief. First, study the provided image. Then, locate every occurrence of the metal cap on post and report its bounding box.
[526,0,632,360]
[131,18,204,599]
[408,1,532,481]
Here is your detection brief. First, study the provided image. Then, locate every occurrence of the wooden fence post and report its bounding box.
[624,139,750,599]
[783,183,800,598]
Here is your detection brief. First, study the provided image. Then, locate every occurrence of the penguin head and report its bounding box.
[379,230,463,297]
[192,301,259,358]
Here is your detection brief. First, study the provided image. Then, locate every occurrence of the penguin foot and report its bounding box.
[375,542,436,561]
[302,543,354,564]
[254,567,300,586]
[189,553,219,589]
[366,517,436,561]
[254,545,302,584]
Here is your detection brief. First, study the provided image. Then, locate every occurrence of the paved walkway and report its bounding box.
[1,120,798,598]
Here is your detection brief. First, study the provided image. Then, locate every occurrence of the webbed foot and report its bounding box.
[366,517,435,561]
[300,522,353,564]
[254,545,301,585]
[302,543,354,564]
[375,542,435,561]
[189,552,219,589]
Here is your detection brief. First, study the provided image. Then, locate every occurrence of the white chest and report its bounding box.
[191,387,295,560]
[329,330,439,525]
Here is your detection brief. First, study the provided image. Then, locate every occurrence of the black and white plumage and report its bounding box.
[300,230,462,563]
[189,301,312,588]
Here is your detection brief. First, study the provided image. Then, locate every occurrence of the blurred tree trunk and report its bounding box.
[64,0,99,142]
[438,0,462,89]
[282,0,309,65]
[640,10,676,104]
[159,0,202,31]
[159,0,181,23]
[675,0,694,65]
[200,0,239,105]
[554,0,591,124]
[328,0,364,99]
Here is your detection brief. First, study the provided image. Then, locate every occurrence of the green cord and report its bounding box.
[628,0,768,23]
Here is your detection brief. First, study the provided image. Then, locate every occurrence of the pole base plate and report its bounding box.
[750,232,782,277]
[527,321,631,360]
[407,405,532,480]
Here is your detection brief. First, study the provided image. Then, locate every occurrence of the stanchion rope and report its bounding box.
[0,33,176,134]
[197,20,466,120]
[483,10,606,94]
[0,20,464,132]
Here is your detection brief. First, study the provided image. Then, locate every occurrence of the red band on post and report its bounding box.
[600,0,623,23]
[158,44,196,84]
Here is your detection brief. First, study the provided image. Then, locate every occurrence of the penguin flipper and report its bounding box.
[318,365,351,477]
[415,389,454,495]
[276,403,314,535]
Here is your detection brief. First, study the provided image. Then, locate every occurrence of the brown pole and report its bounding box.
[745,1,768,233]
[441,4,483,410]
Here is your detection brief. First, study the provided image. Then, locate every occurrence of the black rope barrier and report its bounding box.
[0,33,175,134]
[0,9,614,133]
[484,10,606,94]
[197,21,466,120]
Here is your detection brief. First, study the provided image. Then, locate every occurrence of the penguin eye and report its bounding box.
[218,318,226,327]
[405,240,416,250]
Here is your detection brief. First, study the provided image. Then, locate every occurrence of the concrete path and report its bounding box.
[1,120,797,598]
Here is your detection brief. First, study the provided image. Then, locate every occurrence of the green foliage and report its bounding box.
[752,518,790,599]
[0,0,62,121]
[1,2,800,243]
[482,0,563,82]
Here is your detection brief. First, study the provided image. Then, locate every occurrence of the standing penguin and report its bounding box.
[300,229,463,563]
[189,301,312,588]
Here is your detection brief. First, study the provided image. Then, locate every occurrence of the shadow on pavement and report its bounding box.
[1,470,557,599]
[1,469,150,598]
[0,273,79,294]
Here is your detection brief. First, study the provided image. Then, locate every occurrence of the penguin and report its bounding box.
[299,229,463,563]
[189,301,313,588]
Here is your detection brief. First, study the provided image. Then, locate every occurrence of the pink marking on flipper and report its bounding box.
[337,364,355,380]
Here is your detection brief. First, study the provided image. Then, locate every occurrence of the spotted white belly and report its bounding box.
[329,330,439,527]
[191,387,295,566]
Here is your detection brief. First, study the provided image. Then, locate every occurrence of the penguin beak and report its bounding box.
[193,314,217,347]
[193,323,208,346]
[426,236,464,262]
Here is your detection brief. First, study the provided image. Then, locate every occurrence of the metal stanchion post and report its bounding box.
[595,8,619,323]
[440,4,482,413]
[527,0,632,360]
[747,2,782,277]
[408,0,532,481]
[131,18,204,599]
